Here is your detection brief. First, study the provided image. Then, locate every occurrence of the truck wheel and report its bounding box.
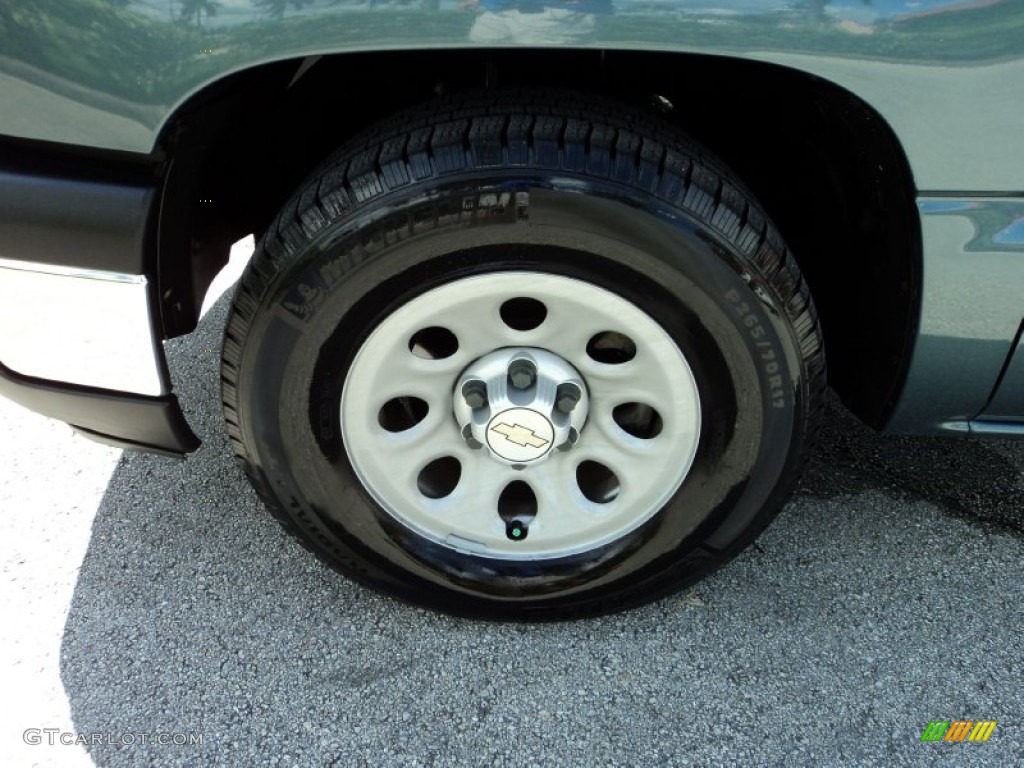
[221,91,825,619]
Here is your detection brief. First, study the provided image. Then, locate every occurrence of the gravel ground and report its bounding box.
[1,258,1022,767]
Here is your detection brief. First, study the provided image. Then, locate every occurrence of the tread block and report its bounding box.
[711,182,744,241]
[378,135,410,190]
[658,147,692,205]
[683,164,719,221]
[562,119,590,173]
[431,120,470,174]
[506,114,533,165]
[736,203,766,256]
[468,116,507,168]
[533,115,563,167]
[406,127,434,180]
[637,139,664,193]
[586,123,616,177]
[298,181,328,238]
[613,130,641,184]
[347,147,384,203]
[318,162,354,220]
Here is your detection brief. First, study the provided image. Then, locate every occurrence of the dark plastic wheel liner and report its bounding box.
[221,91,825,620]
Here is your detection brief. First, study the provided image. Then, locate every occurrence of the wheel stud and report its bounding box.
[555,383,582,414]
[508,359,537,389]
[462,379,488,409]
[461,423,482,449]
[558,426,580,451]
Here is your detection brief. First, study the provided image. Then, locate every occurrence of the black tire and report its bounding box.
[221,90,825,620]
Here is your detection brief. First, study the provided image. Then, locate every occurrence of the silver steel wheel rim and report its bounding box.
[340,271,701,560]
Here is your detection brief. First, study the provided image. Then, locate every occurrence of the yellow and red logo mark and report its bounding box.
[920,720,997,742]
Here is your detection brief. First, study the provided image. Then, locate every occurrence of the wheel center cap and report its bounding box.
[453,347,589,467]
[486,408,555,462]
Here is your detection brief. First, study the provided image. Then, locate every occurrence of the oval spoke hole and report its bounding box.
[613,402,663,439]
[409,326,458,360]
[499,297,547,331]
[577,461,620,504]
[378,396,428,432]
[498,480,537,524]
[417,457,461,499]
[586,331,637,364]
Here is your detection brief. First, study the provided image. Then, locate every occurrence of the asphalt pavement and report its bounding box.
[1,271,1022,767]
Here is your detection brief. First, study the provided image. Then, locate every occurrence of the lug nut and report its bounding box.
[558,426,580,451]
[508,359,537,389]
[555,383,582,414]
[461,423,482,449]
[462,380,488,409]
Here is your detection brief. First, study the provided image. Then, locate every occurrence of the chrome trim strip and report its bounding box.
[0,260,167,396]
[0,256,148,284]
[969,420,1024,440]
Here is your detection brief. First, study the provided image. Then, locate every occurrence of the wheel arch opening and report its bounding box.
[156,48,919,430]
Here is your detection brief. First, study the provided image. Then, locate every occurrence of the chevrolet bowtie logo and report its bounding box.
[490,422,549,448]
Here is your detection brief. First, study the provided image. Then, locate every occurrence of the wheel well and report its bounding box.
[157,48,918,430]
